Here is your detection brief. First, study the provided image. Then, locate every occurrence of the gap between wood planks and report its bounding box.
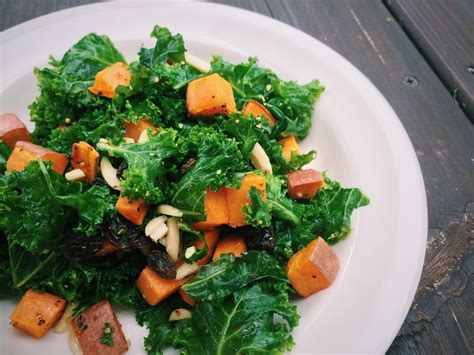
[382,0,473,122]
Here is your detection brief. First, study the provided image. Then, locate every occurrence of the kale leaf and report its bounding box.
[183,251,287,301]
[0,143,12,173]
[242,186,272,227]
[139,25,186,68]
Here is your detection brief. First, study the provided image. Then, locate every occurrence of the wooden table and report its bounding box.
[2,1,473,353]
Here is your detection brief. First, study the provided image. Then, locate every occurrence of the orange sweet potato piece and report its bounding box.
[71,141,100,183]
[123,118,158,142]
[278,135,300,161]
[88,62,131,98]
[178,287,195,306]
[95,240,119,257]
[186,73,236,117]
[71,300,128,355]
[242,100,276,126]
[191,188,228,230]
[9,289,66,339]
[6,141,68,175]
[287,169,324,199]
[287,237,340,297]
[192,229,221,266]
[226,173,266,227]
[136,267,191,306]
[0,113,32,147]
[213,234,247,260]
[116,195,148,225]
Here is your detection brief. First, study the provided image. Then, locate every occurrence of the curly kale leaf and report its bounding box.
[0,143,12,173]
[97,128,188,203]
[242,186,272,227]
[183,251,287,301]
[139,25,186,68]
[212,56,324,139]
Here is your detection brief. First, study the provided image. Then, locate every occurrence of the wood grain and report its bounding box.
[385,0,474,121]
[265,1,473,353]
[1,0,473,353]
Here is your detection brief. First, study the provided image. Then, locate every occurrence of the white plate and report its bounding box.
[0,2,427,354]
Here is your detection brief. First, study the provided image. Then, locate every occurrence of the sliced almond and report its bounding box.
[149,223,168,243]
[68,328,83,355]
[184,52,211,72]
[123,137,135,144]
[145,216,168,236]
[65,169,86,182]
[138,130,150,143]
[166,218,180,262]
[175,262,199,280]
[185,246,196,259]
[169,308,192,321]
[159,238,167,247]
[250,142,272,174]
[100,157,122,191]
[157,204,183,217]
[54,303,75,333]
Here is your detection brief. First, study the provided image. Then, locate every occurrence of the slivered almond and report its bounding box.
[169,308,192,321]
[166,218,180,261]
[185,246,196,259]
[100,157,122,190]
[54,303,75,333]
[175,262,199,280]
[65,169,86,182]
[138,130,150,143]
[184,52,211,72]
[157,204,183,217]
[250,142,272,174]
[145,216,168,236]
[123,137,135,144]
[150,223,168,243]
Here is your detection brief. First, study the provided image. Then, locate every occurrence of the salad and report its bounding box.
[0,25,369,354]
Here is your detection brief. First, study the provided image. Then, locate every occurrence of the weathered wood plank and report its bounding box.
[212,0,272,16]
[385,0,474,121]
[0,0,102,31]
[266,1,474,353]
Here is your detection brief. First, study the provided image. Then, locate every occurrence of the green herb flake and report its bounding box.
[99,322,115,346]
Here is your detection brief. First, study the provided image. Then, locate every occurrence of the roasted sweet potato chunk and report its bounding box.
[6,141,68,175]
[116,195,148,225]
[278,135,300,162]
[287,237,340,297]
[242,100,276,126]
[10,289,66,339]
[71,141,100,183]
[71,300,128,355]
[89,62,131,98]
[0,113,32,147]
[191,188,228,230]
[287,169,324,199]
[123,119,158,142]
[186,73,236,116]
[226,173,266,227]
[136,267,191,306]
[213,234,247,260]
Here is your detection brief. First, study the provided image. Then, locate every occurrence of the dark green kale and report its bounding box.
[99,323,115,346]
[139,25,186,68]
[0,143,12,173]
[97,128,188,204]
[212,56,324,139]
[183,251,287,301]
[242,186,272,227]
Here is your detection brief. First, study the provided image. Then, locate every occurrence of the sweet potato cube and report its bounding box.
[192,229,221,266]
[278,135,300,161]
[212,234,247,260]
[186,73,236,116]
[9,289,66,339]
[71,300,128,355]
[242,100,276,126]
[287,169,324,199]
[136,267,191,306]
[287,237,340,297]
[71,141,100,183]
[178,287,195,306]
[88,62,131,98]
[116,194,148,225]
[6,141,68,175]
[191,188,228,230]
[123,118,158,142]
[0,113,32,147]
[226,173,266,227]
